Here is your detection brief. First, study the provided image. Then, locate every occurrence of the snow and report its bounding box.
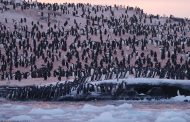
[89,112,124,122]
[41,115,53,120]
[155,111,188,122]
[11,105,29,110]
[7,77,188,88]
[91,78,190,85]
[4,76,188,88]
[87,104,190,122]
[1,101,190,122]
[171,95,190,102]
[81,103,132,113]
[9,115,33,121]
[29,108,65,115]
[167,90,190,102]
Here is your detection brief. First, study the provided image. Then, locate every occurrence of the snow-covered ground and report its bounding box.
[0,99,190,122]
[1,77,190,87]
[90,78,190,85]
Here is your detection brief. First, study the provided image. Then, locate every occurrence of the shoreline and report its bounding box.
[0,77,190,102]
[1,77,190,87]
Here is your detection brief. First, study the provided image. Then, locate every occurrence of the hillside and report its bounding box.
[0,1,190,86]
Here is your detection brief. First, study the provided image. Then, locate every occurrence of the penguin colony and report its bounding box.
[1,1,190,81]
[0,0,190,100]
[0,0,190,96]
[5,76,190,101]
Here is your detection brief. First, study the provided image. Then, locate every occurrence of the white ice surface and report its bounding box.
[9,115,33,121]
[29,108,65,115]
[171,95,190,102]
[90,78,190,85]
[0,101,190,122]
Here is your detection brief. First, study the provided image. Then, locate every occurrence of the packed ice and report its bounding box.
[0,101,190,122]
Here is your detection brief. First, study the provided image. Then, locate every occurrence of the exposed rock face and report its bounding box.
[147,87,164,96]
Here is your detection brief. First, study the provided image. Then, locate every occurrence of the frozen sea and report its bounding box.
[0,99,190,122]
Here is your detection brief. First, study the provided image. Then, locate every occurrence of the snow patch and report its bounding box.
[41,115,54,120]
[116,103,133,109]
[30,108,64,115]
[171,95,190,102]
[91,78,190,85]
[81,103,132,112]
[11,105,29,110]
[89,112,125,122]
[155,111,188,122]
[2,104,12,107]
[9,115,33,121]
[1,102,190,122]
